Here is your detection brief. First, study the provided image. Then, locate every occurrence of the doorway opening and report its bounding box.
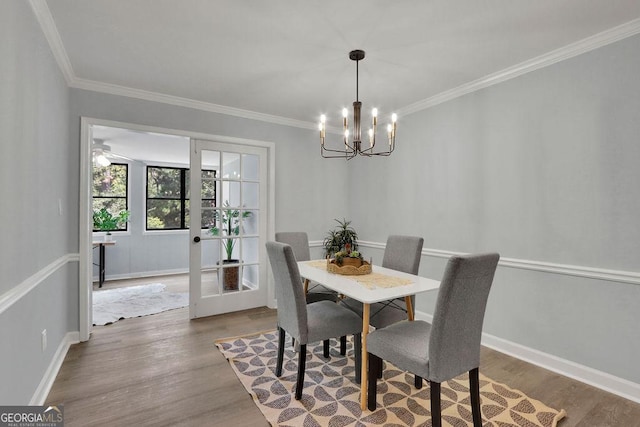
[79,118,275,340]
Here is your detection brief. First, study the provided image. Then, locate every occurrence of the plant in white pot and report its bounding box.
[93,208,130,241]
[209,201,252,291]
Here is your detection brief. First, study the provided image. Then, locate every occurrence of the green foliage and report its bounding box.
[93,163,128,230]
[146,216,165,229]
[323,218,359,258]
[146,166,216,230]
[93,208,130,233]
[210,201,253,260]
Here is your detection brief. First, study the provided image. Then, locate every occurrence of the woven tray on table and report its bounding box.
[327,259,372,275]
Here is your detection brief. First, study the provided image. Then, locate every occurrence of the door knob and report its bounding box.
[193,236,201,243]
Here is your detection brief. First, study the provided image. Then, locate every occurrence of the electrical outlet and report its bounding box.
[41,329,47,352]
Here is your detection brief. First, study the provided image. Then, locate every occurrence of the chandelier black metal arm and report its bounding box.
[319,50,397,160]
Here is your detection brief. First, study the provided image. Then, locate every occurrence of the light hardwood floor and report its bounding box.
[48,276,640,426]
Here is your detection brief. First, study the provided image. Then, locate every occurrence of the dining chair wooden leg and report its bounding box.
[353,333,361,384]
[367,353,381,411]
[415,375,423,389]
[323,339,330,358]
[377,361,383,378]
[276,327,285,377]
[340,335,347,355]
[295,344,307,400]
[469,368,482,427]
[430,381,442,427]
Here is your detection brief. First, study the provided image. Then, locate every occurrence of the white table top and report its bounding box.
[297,260,440,304]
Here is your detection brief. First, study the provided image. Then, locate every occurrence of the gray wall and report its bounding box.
[349,34,640,384]
[0,1,76,404]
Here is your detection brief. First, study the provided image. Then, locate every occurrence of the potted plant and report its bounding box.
[93,208,130,241]
[323,218,363,266]
[210,201,252,290]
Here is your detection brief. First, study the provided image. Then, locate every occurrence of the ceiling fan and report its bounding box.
[92,138,134,166]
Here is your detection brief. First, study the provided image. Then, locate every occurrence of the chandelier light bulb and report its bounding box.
[372,108,378,117]
[392,113,397,123]
[320,114,326,124]
[342,108,348,118]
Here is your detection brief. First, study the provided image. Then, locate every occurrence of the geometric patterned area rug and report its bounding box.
[215,330,566,427]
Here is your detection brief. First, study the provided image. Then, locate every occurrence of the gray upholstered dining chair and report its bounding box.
[275,231,338,303]
[341,235,424,328]
[266,241,363,400]
[366,252,500,427]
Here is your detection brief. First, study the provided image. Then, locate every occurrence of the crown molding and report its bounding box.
[30,1,640,128]
[70,77,318,131]
[28,0,74,85]
[398,18,640,116]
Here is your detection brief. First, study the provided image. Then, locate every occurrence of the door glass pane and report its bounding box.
[201,238,220,297]
[221,181,241,207]
[220,237,239,259]
[242,237,259,263]
[242,154,259,181]
[242,265,259,290]
[242,182,259,209]
[222,152,241,179]
[243,210,258,235]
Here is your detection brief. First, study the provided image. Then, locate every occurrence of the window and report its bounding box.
[93,163,129,232]
[146,166,216,230]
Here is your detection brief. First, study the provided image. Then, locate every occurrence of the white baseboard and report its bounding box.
[30,331,80,405]
[414,310,640,404]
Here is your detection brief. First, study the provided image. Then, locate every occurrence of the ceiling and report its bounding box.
[40,1,640,161]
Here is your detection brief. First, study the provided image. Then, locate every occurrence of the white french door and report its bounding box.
[189,139,268,318]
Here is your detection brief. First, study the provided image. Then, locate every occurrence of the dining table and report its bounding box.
[297,259,441,410]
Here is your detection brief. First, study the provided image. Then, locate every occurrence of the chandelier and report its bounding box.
[319,50,397,159]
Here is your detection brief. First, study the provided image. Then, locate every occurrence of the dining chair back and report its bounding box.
[275,231,338,303]
[266,241,363,400]
[366,252,500,427]
[341,235,424,328]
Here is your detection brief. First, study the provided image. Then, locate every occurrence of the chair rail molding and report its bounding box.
[0,253,79,315]
[350,240,640,287]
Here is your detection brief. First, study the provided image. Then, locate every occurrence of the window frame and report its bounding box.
[145,165,216,231]
[92,162,130,233]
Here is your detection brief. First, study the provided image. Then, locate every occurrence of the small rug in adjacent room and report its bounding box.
[215,331,566,427]
[93,283,188,326]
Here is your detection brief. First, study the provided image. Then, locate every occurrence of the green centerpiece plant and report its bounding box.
[323,218,363,266]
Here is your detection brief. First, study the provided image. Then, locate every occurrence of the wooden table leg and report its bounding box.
[360,303,370,410]
[405,295,414,321]
[303,278,309,295]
